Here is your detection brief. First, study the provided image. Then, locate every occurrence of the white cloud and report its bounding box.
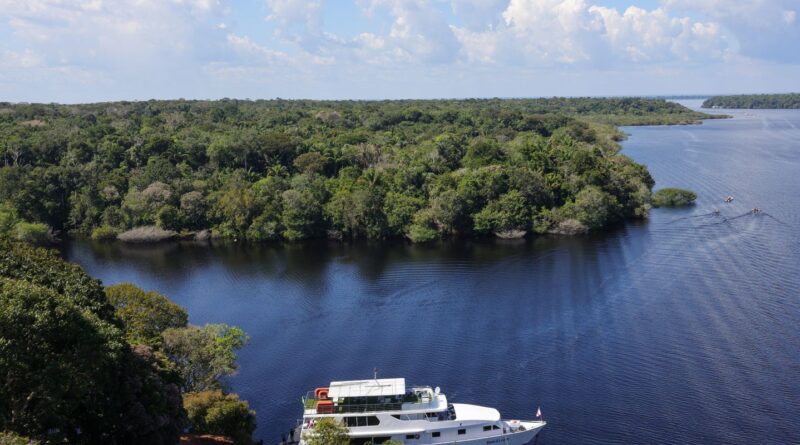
[784,9,797,24]
[451,0,508,31]
[226,34,288,64]
[662,0,800,62]
[264,0,327,53]
[0,0,232,74]
[453,0,731,66]
[358,0,461,63]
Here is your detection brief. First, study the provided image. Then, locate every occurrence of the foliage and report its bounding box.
[0,203,54,245]
[0,240,115,317]
[119,345,187,444]
[703,93,800,109]
[106,283,189,347]
[91,224,119,240]
[473,190,530,234]
[303,418,349,445]
[0,98,717,242]
[0,241,184,444]
[183,390,256,445]
[9,222,53,245]
[162,324,249,393]
[652,188,697,207]
[0,432,39,444]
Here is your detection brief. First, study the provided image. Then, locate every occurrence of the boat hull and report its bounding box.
[420,421,545,445]
[297,420,545,445]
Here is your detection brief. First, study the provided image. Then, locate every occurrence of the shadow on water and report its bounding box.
[65,226,637,289]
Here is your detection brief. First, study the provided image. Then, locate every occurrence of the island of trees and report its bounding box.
[702,93,800,109]
[651,188,697,207]
[0,98,713,244]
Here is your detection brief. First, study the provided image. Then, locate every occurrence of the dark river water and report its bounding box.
[63,102,800,444]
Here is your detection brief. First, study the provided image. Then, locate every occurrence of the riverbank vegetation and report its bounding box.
[651,188,697,207]
[0,98,710,242]
[0,241,256,444]
[702,93,800,109]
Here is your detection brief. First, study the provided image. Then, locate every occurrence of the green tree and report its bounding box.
[162,324,249,392]
[179,191,207,228]
[652,188,697,207]
[105,283,189,347]
[406,208,439,243]
[383,192,424,236]
[281,188,323,241]
[156,205,181,231]
[473,190,530,235]
[9,222,53,245]
[0,242,185,444]
[0,202,19,236]
[562,186,621,230]
[303,418,349,445]
[462,137,505,168]
[211,186,256,238]
[293,152,328,175]
[184,390,256,445]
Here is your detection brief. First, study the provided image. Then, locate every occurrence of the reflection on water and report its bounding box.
[63,105,800,444]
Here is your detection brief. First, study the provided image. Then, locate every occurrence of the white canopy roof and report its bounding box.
[328,378,406,399]
[451,403,501,422]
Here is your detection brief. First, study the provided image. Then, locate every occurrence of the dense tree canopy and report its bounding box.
[0,241,184,444]
[162,324,249,393]
[183,390,256,445]
[0,98,712,242]
[702,93,800,109]
[0,242,256,444]
[106,283,188,347]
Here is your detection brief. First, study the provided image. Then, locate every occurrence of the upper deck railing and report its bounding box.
[302,387,439,415]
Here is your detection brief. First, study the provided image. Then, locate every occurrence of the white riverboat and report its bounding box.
[296,378,545,445]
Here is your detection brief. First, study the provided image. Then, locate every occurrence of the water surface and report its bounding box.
[64,103,800,444]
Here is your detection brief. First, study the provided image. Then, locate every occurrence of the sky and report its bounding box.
[0,0,799,103]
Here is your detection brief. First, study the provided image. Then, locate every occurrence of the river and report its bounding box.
[63,101,800,444]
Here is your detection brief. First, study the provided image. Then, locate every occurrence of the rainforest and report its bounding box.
[0,98,714,244]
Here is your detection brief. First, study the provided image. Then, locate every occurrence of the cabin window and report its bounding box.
[432,432,441,438]
[483,425,492,431]
[458,428,466,435]
[405,434,420,439]
[492,425,500,430]
[344,416,379,427]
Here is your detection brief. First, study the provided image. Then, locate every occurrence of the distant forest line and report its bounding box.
[0,97,716,243]
[702,93,800,109]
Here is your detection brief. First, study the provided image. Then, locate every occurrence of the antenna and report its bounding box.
[373,367,378,380]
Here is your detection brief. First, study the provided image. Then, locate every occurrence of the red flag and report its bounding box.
[536,407,542,418]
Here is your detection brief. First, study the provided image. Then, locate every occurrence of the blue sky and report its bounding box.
[0,0,798,103]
